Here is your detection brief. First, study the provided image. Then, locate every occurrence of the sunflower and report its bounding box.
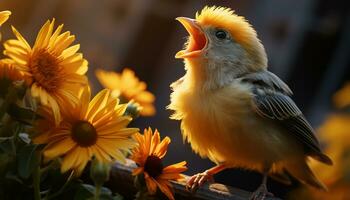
[33,88,139,175]
[131,128,187,200]
[95,68,155,116]
[3,19,88,124]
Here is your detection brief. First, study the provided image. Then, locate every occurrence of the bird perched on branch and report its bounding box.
[168,6,332,199]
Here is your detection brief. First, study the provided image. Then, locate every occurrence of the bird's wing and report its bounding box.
[242,70,293,95]
[241,71,332,165]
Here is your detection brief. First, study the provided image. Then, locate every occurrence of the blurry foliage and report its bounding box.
[288,82,350,200]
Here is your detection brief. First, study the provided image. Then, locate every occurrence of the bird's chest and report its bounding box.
[174,84,257,160]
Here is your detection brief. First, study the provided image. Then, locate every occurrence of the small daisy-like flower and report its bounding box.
[131,128,187,200]
[95,68,156,116]
[33,88,139,175]
[3,19,88,124]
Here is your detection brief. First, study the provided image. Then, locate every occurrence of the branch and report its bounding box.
[109,159,281,200]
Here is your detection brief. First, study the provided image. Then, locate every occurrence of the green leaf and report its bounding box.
[74,184,115,200]
[0,136,15,154]
[7,104,41,125]
[17,144,40,179]
[5,170,24,184]
[0,78,12,98]
[0,152,15,176]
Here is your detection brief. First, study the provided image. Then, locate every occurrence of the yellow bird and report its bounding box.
[168,6,332,199]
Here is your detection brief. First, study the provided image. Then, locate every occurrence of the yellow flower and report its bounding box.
[95,68,156,116]
[333,82,350,109]
[3,19,88,124]
[33,88,139,175]
[0,59,28,82]
[131,128,187,200]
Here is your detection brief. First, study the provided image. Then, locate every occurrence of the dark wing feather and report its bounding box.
[252,89,320,152]
[242,71,332,165]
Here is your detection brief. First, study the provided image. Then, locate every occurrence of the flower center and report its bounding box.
[71,120,98,147]
[144,155,163,178]
[30,49,62,92]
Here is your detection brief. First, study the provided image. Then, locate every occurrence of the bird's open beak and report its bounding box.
[175,17,207,59]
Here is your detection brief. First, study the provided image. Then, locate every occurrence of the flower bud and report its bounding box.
[90,158,111,186]
[124,101,141,119]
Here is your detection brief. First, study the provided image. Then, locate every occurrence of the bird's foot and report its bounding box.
[249,184,274,200]
[186,170,214,193]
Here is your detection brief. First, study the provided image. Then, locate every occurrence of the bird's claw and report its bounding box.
[249,184,274,200]
[186,171,214,193]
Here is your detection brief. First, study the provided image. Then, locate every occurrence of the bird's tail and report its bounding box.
[285,159,328,191]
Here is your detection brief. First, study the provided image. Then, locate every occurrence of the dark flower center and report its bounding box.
[71,120,97,147]
[144,155,163,178]
[30,49,62,92]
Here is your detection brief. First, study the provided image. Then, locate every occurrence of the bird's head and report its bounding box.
[176,6,267,77]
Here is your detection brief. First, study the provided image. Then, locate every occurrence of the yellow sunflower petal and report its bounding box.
[44,138,76,159]
[150,129,160,155]
[155,180,175,200]
[47,94,62,125]
[132,167,144,176]
[3,39,29,55]
[61,44,80,59]
[162,161,187,174]
[145,173,158,195]
[32,131,50,144]
[61,147,82,173]
[33,20,51,49]
[158,173,184,180]
[42,19,55,47]
[94,116,131,132]
[77,86,91,119]
[154,136,171,158]
[48,24,63,46]
[95,69,122,90]
[10,26,31,49]
[3,49,28,65]
[93,144,112,162]
[98,128,139,137]
[86,89,110,120]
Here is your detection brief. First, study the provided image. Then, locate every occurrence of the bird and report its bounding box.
[168,6,332,199]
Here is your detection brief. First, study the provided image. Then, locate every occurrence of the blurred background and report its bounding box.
[1,0,349,198]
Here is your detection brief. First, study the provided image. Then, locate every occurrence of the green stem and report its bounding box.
[33,154,42,200]
[47,171,74,200]
[94,184,101,200]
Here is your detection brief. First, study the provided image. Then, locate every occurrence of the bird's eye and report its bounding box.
[215,30,227,40]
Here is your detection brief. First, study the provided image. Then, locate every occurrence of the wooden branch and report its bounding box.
[109,159,282,200]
